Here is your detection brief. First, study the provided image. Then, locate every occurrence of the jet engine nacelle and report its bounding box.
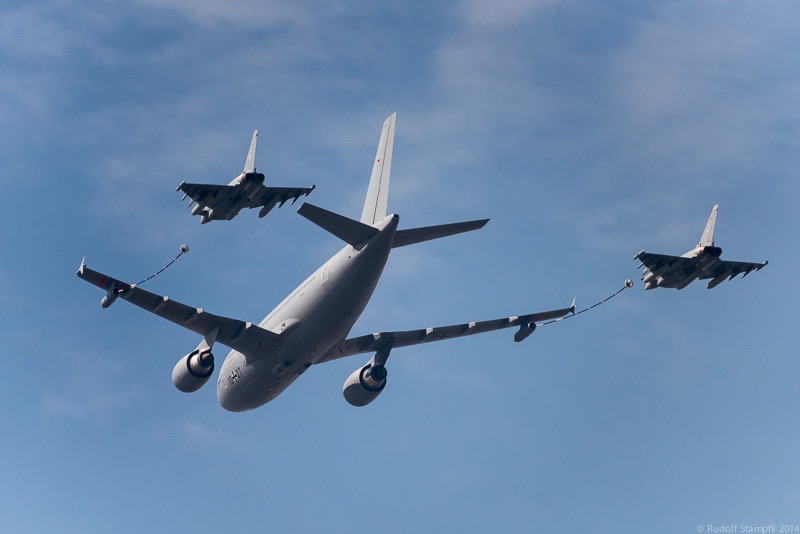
[342,364,387,407]
[172,350,215,393]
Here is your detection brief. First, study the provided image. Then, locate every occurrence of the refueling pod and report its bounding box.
[513,321,536,342]
[101,290,119,309]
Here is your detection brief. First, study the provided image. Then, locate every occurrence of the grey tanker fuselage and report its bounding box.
[217,215,397,411]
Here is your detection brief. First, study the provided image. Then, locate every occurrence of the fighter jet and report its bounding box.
[634,204,768,290]
[177,130,315,224]
[77,113,576,412]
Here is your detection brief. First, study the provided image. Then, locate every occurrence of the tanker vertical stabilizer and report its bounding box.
[360,112,396,226]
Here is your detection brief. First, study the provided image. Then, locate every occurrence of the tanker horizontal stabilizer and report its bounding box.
[392,219,490,248]
[297,202,378,248]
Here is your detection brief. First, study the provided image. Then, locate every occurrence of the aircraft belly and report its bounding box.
[217,350,305,412]
[217,234,391,412]
[216,285,373,411]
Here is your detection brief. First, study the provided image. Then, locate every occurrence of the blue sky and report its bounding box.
[1,0,798,532]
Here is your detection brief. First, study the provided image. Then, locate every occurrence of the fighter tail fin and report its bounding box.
[243,130,258,173]
[360,113,396,226]
[698,204,718,247]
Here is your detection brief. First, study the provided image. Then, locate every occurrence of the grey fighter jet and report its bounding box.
[177,130,315,224]
[78,113,575,412]
[634,204,768,290]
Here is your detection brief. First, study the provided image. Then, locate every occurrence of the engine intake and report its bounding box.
[343,364,387,407]
[172,350,215,393]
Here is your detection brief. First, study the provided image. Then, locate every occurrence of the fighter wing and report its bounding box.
[239,184,316,211]
[635,251,696,275]
[178,182,240,213]
[76,259,280,361]
[698,258,769,281]
[318,303,576,363]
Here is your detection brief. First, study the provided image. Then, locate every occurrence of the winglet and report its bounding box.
[570,297,577,314]
[77,257,86,276]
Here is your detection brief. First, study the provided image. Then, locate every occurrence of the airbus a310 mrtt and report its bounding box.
[78,113,574,412]
[634,204,768,290]
[177,129,315,224]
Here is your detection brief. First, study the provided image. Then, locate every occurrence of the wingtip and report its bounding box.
[570,297,576,314]
[77,257,86,277]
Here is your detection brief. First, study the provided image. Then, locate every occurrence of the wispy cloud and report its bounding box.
[40,351,148,422]
[413,0,800,253]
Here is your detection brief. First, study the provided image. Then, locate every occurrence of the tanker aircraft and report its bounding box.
[634,204,768,290]
[177,129,315,224]
[78,113,574,411]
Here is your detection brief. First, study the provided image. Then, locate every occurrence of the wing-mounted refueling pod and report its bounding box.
[78,258,128,309]
[101,287,122,309]
[513,320,537,342]
[513,298,576,342]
